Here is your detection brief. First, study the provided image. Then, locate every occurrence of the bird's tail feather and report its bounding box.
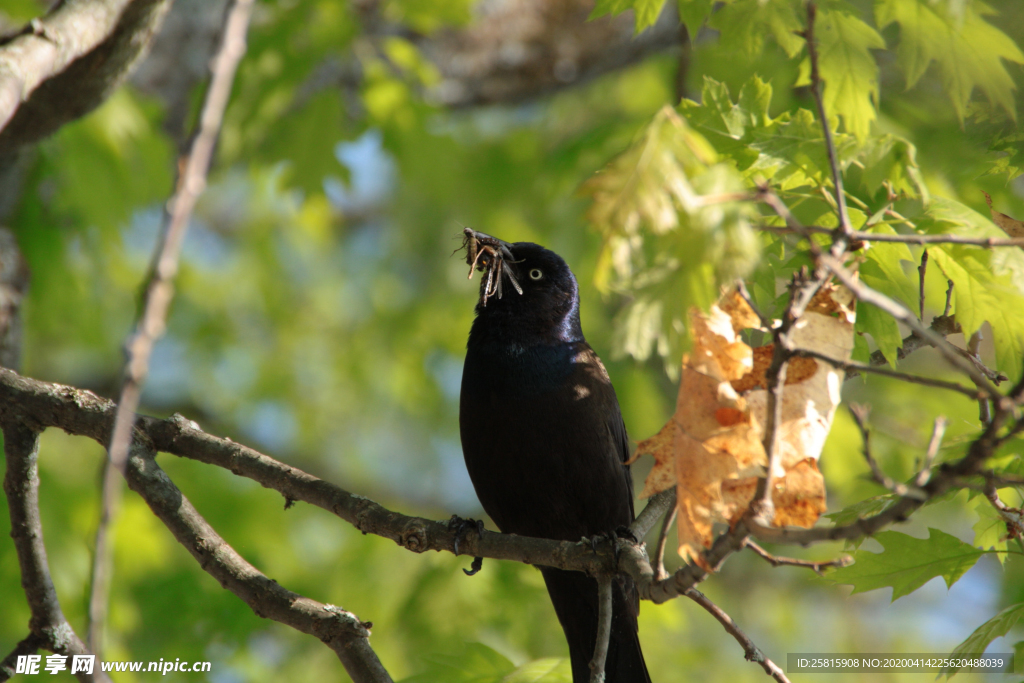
[540,567,651,683]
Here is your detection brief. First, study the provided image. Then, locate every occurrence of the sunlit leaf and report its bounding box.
[709,0,805,59]
[590,0,668,33]
[504,659,572,683]
[583,105,760,368]
[797,8,885,140]
[401,642,516,682]
[877,0,1024,120]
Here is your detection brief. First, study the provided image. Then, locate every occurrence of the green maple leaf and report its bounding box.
[504,659,572,683]
[904,196,1024,383]
[582,105,759,368]
[972,499,1009,565]
[944,602,1024,678]
[402,642,515,682]
[927,245,1024,385]
[590,0,668,33]
[709,0,805,59]
[857,300,903,366]
[797,8,885,140]
[828,528,983,600]
[677,0,714,39]
[876,0,1024,120]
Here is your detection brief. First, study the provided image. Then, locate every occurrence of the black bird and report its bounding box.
[459,231,650,683]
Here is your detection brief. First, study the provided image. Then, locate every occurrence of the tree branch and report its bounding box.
[0,227,28,370]
[807,347,985,398]
[801,2,851,250]
[631,487,677,540]
[0,0,172,159]
[848,404,927,500]
[0,368,626,578]
[684,589,791,682]
[760,225,1024,248]
[589,576,613,683]
[744,540,850,575]
[0,633,44,682]
[120,439,392,682]
[90,0,255,657]
[818,252,1005,398]
[1,419,108,683]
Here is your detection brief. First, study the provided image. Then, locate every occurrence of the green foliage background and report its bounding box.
[2,0,1024,680]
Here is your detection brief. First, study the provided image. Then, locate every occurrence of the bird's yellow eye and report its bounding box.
[529,268,543,280]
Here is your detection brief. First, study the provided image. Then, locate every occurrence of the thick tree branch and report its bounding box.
[1,419,108,683]
[0,227,28,370]
[1,358,1016,628]
[0,633,43,681]
[0,368,627,577]
[120,439,392,683]
[0,0,172,159]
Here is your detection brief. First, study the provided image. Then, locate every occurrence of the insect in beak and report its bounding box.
[460,228,523,306]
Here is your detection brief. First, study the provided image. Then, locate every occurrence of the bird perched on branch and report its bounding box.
[458,229,650,683]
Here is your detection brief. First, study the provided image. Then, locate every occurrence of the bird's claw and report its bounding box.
[448,515,485,575]
[614,525,639,544]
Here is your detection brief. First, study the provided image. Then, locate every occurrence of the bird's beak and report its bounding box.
[461,228,523,305]
[463,228,515,271]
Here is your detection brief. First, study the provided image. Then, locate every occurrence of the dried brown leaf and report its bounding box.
[633,285,855,567]
[983,191,1024,240]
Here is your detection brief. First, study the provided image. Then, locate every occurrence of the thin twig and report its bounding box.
[589,576,614,683]
[797,348,984,399]
[88,0,256,658]
[983,484,1023,544]
[751,405,1011,547]
[817,252,1004,399]
[968,331,992,424]
[735,279,773,330]
[915,417,947,487]
[744,540,851,575]
[944,280,954,316]
[918,250,927,322]
[758,192,821,257]
[760,224,1024,248]
[747,255,832,525]
[981,472,1024,490]
[655,506,678,581]
[848,405,927,500]
[684,589,791,683]
[802,2,851,251]
[858,315,960,373]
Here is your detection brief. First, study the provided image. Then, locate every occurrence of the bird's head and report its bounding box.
[460,228,583,345]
